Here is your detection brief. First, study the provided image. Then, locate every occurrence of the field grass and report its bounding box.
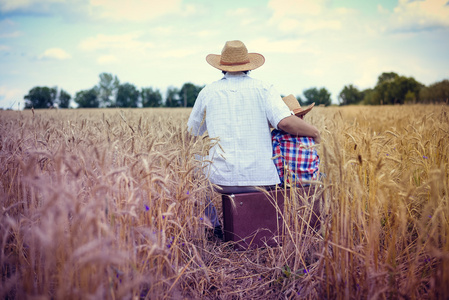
[0,105,448,299]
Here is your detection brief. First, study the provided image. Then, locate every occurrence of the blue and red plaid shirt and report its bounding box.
[271,129,320,185]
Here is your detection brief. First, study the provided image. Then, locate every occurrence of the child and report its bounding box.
[271,95,320,187]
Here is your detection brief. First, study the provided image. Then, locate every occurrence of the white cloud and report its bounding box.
[387,0,449,31]
[277,18,301,32]
[0,31,23,38]
[268,0,325,18]
[1,0,189,22]
[226,7,251,17]
[0,45,10,51]
[97,54,118,64]
[180,3,197,16]
[0,85,23,109]
[89,0,183,22]
[241,18,259,26]
[334,7,358,16]
[247,38,313,54]
[159,47,200,59]
[278,18,341,33]
[305,19,341,32]
[224,8,261,27]
[0,0,64,13]
[267,0,344,34]
[0,18,15,26]
[39,48,71,60]
[352,56,386,89]
[377,4,390,15]
[0,18,22,38]
[150,26,175,36]
[79,32,153,51]
[194,30,218,38]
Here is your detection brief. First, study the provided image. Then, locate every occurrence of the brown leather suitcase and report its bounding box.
[222,188,289,250]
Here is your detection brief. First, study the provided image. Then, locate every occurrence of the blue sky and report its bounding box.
[1,0,448,109]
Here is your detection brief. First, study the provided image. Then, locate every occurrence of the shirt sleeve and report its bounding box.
[264,85,292,130]
[187,89,207,136]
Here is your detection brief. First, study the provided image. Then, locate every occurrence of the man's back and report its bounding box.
[188,72,290,186]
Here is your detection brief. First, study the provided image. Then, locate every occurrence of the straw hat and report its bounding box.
[206,40,265,72]
[283,94,315,117]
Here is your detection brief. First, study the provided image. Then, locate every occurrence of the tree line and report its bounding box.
[23,73,203,109]
[23,71,448,109]
[337,72,449,106]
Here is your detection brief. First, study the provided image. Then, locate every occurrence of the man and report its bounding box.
[187,40,320,238]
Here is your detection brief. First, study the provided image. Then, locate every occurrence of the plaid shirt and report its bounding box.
[271,129,320,185]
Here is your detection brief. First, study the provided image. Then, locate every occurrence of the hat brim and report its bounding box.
[293,103,315,116]
[206,53,265,72]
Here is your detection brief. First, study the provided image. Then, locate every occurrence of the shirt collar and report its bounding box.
[223,72,248,79]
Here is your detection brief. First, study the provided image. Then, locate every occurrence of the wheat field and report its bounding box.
[0,105,448,299]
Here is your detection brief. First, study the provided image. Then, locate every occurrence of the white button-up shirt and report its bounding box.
[187,72,291,186]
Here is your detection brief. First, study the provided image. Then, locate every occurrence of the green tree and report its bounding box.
[141,87,162,107]
[98,73,119,107]
[372,73,423,105]
[58,89,71,108]
[165,86,181,107]
[303,87,331,106]
[361,88,377,105]
[338,84,363,106]
[404,90,417,104]
[179,83,203,107]
[75,88,99,108]
[115,83,139,108]
[24,86,57,109]
[377,72,398,85]
[419,79,449,103]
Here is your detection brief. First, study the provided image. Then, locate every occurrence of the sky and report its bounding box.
[0,0,448,109]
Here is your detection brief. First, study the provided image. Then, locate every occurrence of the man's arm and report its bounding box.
[277,115,321,144]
